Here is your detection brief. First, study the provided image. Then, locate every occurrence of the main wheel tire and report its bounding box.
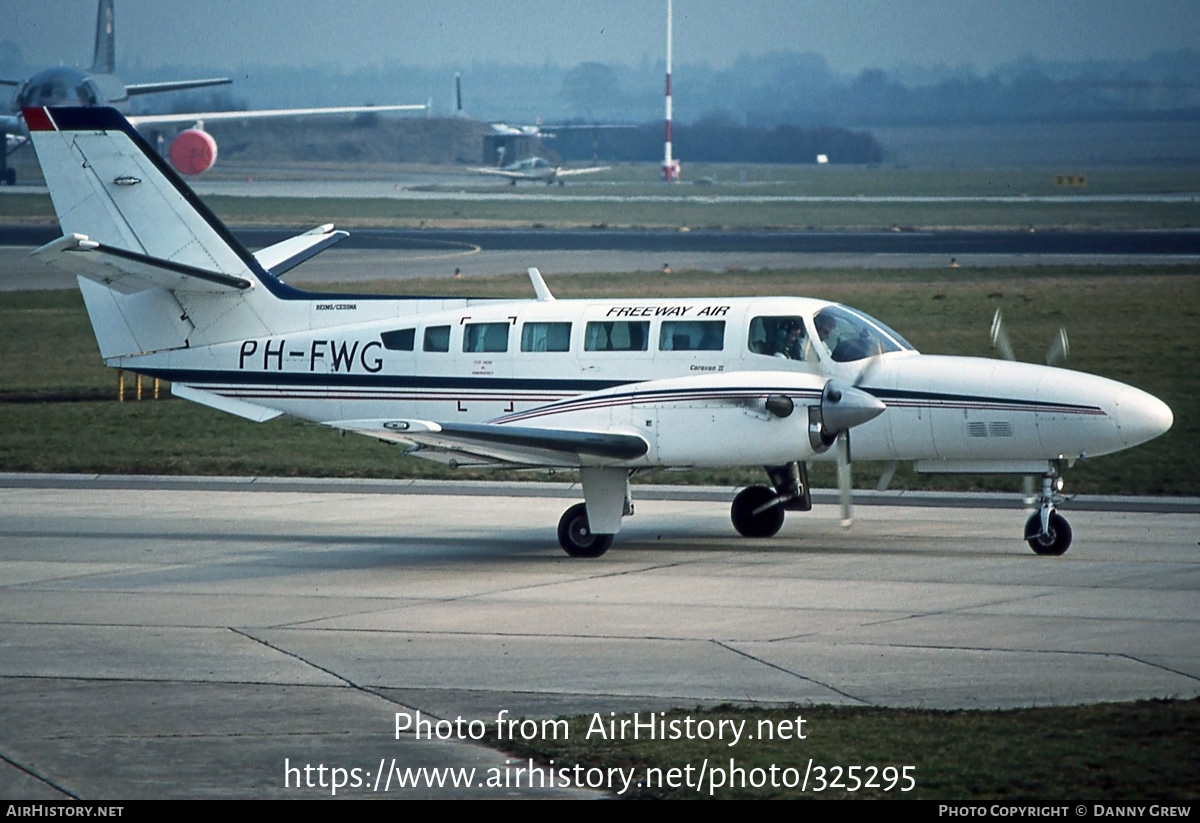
[731,485,785,538]
[1025,511,1072,556]
[557,503,613,558]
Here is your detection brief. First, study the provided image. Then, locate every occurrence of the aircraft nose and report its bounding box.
[1112,385,1173,449]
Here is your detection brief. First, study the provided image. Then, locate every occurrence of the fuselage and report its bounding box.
[118,293,1173,470]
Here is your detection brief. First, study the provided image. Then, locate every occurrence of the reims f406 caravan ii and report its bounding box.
[24,106,1173,557]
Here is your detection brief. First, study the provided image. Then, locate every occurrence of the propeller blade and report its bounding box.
[990,309,1016,361]
[836,431,853,528]
[1022,475,1036,510]
[852,340,886,387]
[803,337,820,366]
[1044,327,1069,366]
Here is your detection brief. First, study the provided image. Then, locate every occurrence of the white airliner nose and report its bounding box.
[1112,385,1173,449]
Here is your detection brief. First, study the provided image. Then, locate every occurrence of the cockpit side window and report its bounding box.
[748,315,809,360]
[75,83,98,105]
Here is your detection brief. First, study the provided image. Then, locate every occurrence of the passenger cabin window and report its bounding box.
[423,325,450,353]
[463,322,509,353]
[380,328,415,351]
[521,322,571,352]
[748,315,809,360]
[659,320,725,351]
[584,321,649,352]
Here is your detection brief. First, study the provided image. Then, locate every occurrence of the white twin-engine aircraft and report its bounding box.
[26,106,1173,558]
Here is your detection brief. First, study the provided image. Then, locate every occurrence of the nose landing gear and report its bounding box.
[1025,471,1072,555]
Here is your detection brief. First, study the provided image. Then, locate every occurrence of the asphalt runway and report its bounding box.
[3,224,1198,291]
[15,245,1168,292]
[1,475,1197,798]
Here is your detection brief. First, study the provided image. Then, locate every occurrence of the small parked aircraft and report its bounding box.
[24,105,1173,557]
[1,0,423,180]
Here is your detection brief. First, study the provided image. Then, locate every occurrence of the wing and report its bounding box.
[553,165,611,177]
[128,104,425,129]
[326,418,648,468]
[470,167,529,180]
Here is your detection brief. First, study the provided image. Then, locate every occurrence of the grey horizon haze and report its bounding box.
[4,0,1199,77]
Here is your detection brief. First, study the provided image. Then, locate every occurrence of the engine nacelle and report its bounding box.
[169,128,218,176]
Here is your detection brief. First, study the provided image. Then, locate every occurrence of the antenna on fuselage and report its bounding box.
[528,267,555,301]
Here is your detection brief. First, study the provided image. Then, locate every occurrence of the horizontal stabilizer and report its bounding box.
[253,224,349,279]
[328,418,648,467]
[32,233,252,294]
[124,78,232,96]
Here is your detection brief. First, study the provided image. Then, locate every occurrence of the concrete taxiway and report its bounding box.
[1,475,1197,798]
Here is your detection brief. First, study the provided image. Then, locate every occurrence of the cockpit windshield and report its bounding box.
[813,305,916,362]
[15,69,98,108]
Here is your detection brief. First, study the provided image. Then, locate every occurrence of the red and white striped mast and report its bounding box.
[661,0,680,181]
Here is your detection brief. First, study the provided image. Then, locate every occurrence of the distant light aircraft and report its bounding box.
[471,156,611,185]
[0,0,424,181]
[453,73,629,141]
[25,105,1174,558]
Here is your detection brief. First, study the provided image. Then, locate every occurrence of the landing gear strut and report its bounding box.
[1024,471,1072,555]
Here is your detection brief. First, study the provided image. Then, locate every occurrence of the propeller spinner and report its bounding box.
[807,380,886,527]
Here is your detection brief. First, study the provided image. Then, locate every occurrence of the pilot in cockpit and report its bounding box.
[775,320,808,360]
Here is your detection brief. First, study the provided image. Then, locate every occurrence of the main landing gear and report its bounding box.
[1024,471,1072,555]
[556,468,630,558]
[731,486,785,537]
[557,503,613,558]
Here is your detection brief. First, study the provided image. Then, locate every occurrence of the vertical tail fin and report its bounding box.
[25,106,285,358]
[91,0,116,75]
[25,106,271,286]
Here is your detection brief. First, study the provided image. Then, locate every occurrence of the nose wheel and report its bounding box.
[1025,511,1072,555]
[1024,472,1072,555]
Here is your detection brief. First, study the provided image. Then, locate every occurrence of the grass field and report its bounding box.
[1,264,1196,495]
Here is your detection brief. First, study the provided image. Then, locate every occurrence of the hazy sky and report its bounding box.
[5,0,1199,76]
